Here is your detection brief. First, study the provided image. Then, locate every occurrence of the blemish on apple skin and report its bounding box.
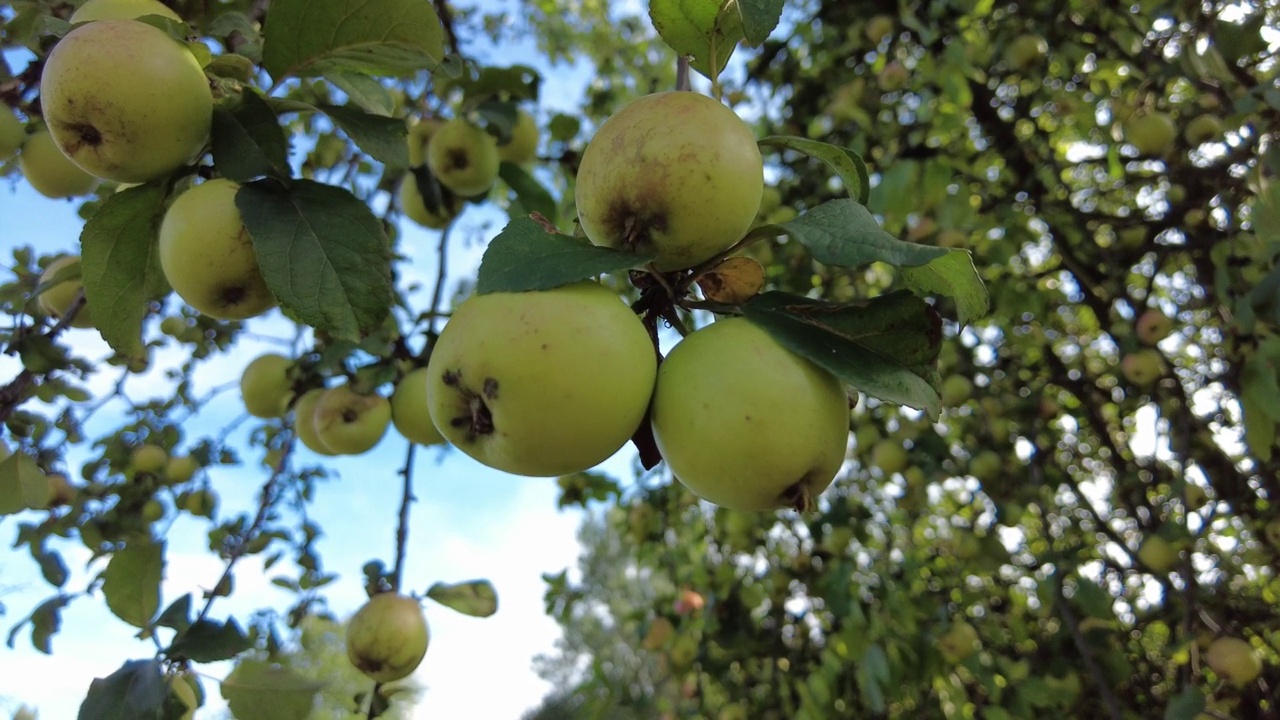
[483,377,499,399]
[442,369,462,387]
[218,284,247,310]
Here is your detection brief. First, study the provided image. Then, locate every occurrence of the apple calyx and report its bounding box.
[440,370,497,439]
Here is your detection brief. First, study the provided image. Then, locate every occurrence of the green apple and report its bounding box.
[426,281,656,476]
[36,255,95,329]
[158,178,276,320]
[1005,33,1048,71]
[668,634,698,669]
[391,367,447,446]
[425,118,500,197]
[398,173,462,230]
[969,450,1002,482]
[346,593,430,683]
[1135,309,1174,345]
[0,107,24,161]
[70,0,182,22]
[877,61,909,91]
[131,443,168,474]
[864,14,894,45]
[575,91,764,272]
[1123,111,1177,156]
[940,375,973,407]
[312,384,392,455]
[40,19,213,183]
[870,440,909,475]
[650,317,849,511]
[1121,349,1164,386]
[1184,114,1223,145]
[1184,483,1208,511]
[1205,637,1262,687]
[406,117,443,167]
[292,388,338,456]
[141,498,165,522]
[164,455,199,484]
[183,488,216,517]
[19,128,99,198]
[938,620,980,663]
[496,109,539,164]
[239,353,294,418]
[1137,535,1177,573]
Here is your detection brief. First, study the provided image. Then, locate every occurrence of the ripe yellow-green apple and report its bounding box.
[312,384,392,455]
[871,440,909,475]
[40,19,212,183]
[877,61,910,91]
[19,129,99,198]
[1121,349,1164,386]
[70,0,182,22]
[497,109,539,164]
[346,593,429,683]
[391,368,447,446]
[864,14,894,44]
[239,353,294,418]
[650,317,849,511]
[1135,309,1174,345]
[1205,637,1262,687]
[158,178,276,320]
[183,488,216,517]
[1137,535,1178,572]
[1123,111,1177,156]
[939,620,980,663]
[141,498,164,522]
[37,255,95,329]
[575,91,763,272]
[406,117,443,167]
[940,375,973,407]
[969,450,1002,482]
[398,173,463,229]
[1184,483,1208,511]
[168,672,198,720]
[1184,114,1223,145]
[1005,33,1048,71]
[425,118,500,197]
[426,282,656,476]
[292,388,338,456]
[0,107,24,161]
[130,443,168,474]
[164,455,199,484]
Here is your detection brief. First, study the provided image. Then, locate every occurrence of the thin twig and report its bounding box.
[391,442,417,592]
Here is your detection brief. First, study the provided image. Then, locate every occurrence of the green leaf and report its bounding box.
[0,451,49,514]
[855,644,889,712]
[261,0,444,80]
[325,72,396,116]
[742,291,942,417]
[155,594,192,633]
[426,579,499,617]
[320,104,408,167]
[758,136,870,205]
[761,199,945,268]
[475,216,654,295]
[35,548,68,587]
[1163,686,1206,720]
[221,659,322,720]
[499,162,557,224]
[211,90,291,182]
[102,540,165,629]
[899,249,991,325]
[167,617,253,662]
[236,179,394,341]
[736,0,784,45]
[77,659,167,720]
[548,113,580,142]
[649,0,743,80]
[6,594,72,654]
[79,183,171,361]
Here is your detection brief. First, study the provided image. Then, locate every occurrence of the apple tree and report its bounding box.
[0,0,989,718]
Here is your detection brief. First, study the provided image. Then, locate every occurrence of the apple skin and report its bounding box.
[969,450,1002,482]
[70,0,182,22]
[312,384,392,455]
[575,91,764,272]
[1135,309,1174,346]
[1121,349,1164,386]
[158,178,277,320]
[871,440,909,475]
[398,173,462,230]
[40,19,213,183]
[346,593,430,683]
[239,353,294,418]
[292,388,339,456]
[940,375,973,407]
[37,255,95,329]
[497,109,539,164]
[131,443,169,474]
[426,281,657,477]
[0,107,24,161]
[938,620,980,663]
[1184,114,1223,145]
[864,14,894,45]
[406,118,443,167]
[19,128,99,198]
[1205,637,1262,687]
[1005,34,1048,71]
[164,455,199,484]
[391,368,447,446]
[425,118,500,197]
[1123,112,1177,156]
[650,317,849,512]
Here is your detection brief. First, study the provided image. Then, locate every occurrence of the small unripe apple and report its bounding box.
[1005,34,1048,71]
[183,488,216,517]
[1137,535,1177,573]
[426,282,657,477]
[164,455,199,484]
[1205,637,1262,687]
[496,109,539,164]
[650,317,849,511]
[37,255,95,329]
[40,19,213,183]
[158,178,276,320]
[425,118,500,197]
[1184,483,1208,511]
[1123,111,1177,156]
[938,620,980,663]
[871,440,909,475]
[131,443,169,474]
[141,498,164,522]
[406,117,443,167]
[0,107,25,161]
[940,375,973,407]
[1121,349,1164,386]
[877,62,909,91]
[312,384,392,455]
[70,0,182,22]
[292,388,338,456]
[969,450,1002,482]
[1135,309,1173,346]
[239,353,294,418]
[346,593,430,683]
[1184,114,1223,145]
[19,128,99,198]
[391,368,447,446]
[864,14,894,45]
[398,173,462,230]
[575,91,763,272]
